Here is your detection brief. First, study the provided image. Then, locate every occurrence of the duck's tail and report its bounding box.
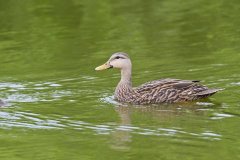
[196,88,223,98]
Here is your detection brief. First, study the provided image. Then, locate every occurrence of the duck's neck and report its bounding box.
[119,67,132,87]
[115,67,134,102]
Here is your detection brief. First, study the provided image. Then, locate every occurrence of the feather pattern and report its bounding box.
[114,78,221,104]
[96,52,221,104]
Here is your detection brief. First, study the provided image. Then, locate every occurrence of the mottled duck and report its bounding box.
[95,52,221,104]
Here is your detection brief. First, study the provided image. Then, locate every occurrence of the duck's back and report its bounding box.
[134,78,220,104]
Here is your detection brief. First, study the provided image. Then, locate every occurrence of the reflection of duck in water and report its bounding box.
[110,103,210,151]
[95,52,222,104]
[0,99,5,106]
[110,106,132,151]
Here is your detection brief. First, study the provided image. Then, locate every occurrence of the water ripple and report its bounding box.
[211,113,234,120]
[0,80,72,104]
[0,110,223,141]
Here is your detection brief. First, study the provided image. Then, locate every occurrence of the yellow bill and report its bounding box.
[95,63,112,71]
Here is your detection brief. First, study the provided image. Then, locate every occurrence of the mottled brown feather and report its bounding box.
[97,52,221,104]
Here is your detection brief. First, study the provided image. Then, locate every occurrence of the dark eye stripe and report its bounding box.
[115,56,124,59]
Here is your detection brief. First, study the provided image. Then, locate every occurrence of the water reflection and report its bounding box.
[111,106,132,151]
[0,79,233,143]
[109,102,226,150]
[0,102,228,141]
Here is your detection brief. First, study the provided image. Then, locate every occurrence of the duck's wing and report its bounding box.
[135,78,200,92]
[134,78,220,103]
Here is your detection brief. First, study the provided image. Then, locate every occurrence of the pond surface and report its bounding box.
[0,0,240,160]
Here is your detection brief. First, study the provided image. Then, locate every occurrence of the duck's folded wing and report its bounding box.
[135,78,202,93]
[134,78,220,102]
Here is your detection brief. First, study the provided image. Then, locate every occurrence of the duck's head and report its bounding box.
[95,52,132,71]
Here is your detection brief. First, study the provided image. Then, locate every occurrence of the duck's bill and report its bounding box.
[95,63,113,71]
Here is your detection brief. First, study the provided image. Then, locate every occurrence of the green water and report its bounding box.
[0,0,240,160]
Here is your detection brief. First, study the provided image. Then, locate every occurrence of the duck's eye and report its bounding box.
[115,56,121,59]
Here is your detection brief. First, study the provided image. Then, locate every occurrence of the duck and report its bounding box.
[95,52,221,104]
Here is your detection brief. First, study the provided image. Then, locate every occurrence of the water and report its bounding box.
[0,0,239,159]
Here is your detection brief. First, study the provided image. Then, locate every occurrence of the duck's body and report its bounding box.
[115,78,220,104]
[95,52,221,104]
